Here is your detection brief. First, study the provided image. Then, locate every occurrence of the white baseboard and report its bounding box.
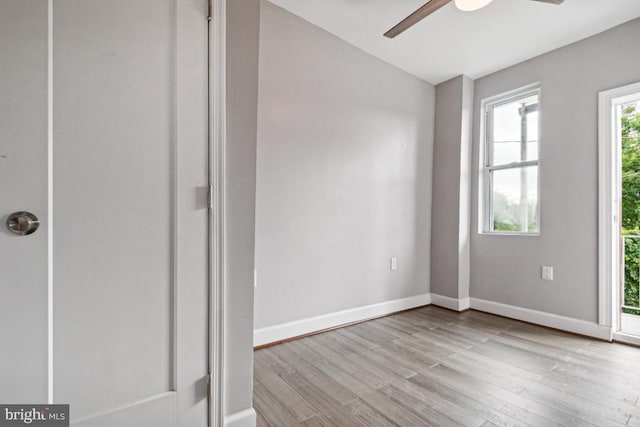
[470,297,612,341]
[253,293,613,348]
[225,408,256,427]
[431,294,470,312]
[253,294,431,347]
[613,332,640,347]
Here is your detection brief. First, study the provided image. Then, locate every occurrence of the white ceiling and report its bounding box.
[267,0,640,84]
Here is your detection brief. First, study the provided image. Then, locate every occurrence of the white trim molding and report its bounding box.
[598,81,640,330]
[431,294,470,312]
[253,294,431,347]
[470,298,612,341]
[209,0,227,426]
[253,294,615,350]
[613,332,640,347]
[224,408,256,427]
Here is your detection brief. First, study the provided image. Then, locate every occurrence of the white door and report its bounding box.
[0,0,49,404]
[0,1,211,426]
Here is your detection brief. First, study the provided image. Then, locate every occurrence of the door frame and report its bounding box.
[598,81,640,345]
[209,0,226,426]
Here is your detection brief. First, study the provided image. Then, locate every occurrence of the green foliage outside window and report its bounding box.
[621,104,640,314]
[492,191,538,232]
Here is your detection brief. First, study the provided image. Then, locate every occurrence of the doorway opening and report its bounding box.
[619,96,640,338]
[598,83,640,345]
[599,82,640,346]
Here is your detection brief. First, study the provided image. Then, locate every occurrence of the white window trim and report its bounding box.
[479,83,542,236]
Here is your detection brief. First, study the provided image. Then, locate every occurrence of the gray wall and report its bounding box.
[470,18,640,322]
[430,76,470,299]
[430,75,473,302]
[459,76,474,302]
[254,0,435,329]
[225,0,260,418]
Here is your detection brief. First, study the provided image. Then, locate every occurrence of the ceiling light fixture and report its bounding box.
[454,0,495,11]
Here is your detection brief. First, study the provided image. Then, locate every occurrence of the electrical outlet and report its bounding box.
[542,266,553,281]
[390,257,398,271]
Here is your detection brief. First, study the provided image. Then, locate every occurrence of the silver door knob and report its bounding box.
[6,211,40,236]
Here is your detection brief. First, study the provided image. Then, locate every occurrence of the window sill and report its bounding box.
[479,232,540,237]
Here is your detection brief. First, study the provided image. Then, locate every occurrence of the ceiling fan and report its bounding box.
[384,0,565,38]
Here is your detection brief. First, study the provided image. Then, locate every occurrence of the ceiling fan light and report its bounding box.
[454,0,495,11]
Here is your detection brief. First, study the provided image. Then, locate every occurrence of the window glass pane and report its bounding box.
[526,110,538,160]
[491,94,538,166]
[491,166,538,233]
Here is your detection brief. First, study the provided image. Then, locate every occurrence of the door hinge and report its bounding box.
[208,0,213,21]
[207,185,213,209]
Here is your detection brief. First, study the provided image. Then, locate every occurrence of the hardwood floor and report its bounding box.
[253,306,640,427]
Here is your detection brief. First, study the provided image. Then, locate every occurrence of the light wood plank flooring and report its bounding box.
[254,306,640,427]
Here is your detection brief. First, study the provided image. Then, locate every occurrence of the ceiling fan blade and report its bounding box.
[384,0,453,38]
[529,0,565,4]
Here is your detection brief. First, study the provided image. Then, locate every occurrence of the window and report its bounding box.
[482,86,540,234]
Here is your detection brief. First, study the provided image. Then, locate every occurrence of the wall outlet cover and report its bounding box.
[542,266,554,281]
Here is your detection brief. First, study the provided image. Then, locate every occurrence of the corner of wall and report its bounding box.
[457,76,474,302]
[431,74,475,301]
[224,0,260,420]
[430,293,470,312]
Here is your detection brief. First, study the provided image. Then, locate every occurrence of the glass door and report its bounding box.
[619,98,640,337]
